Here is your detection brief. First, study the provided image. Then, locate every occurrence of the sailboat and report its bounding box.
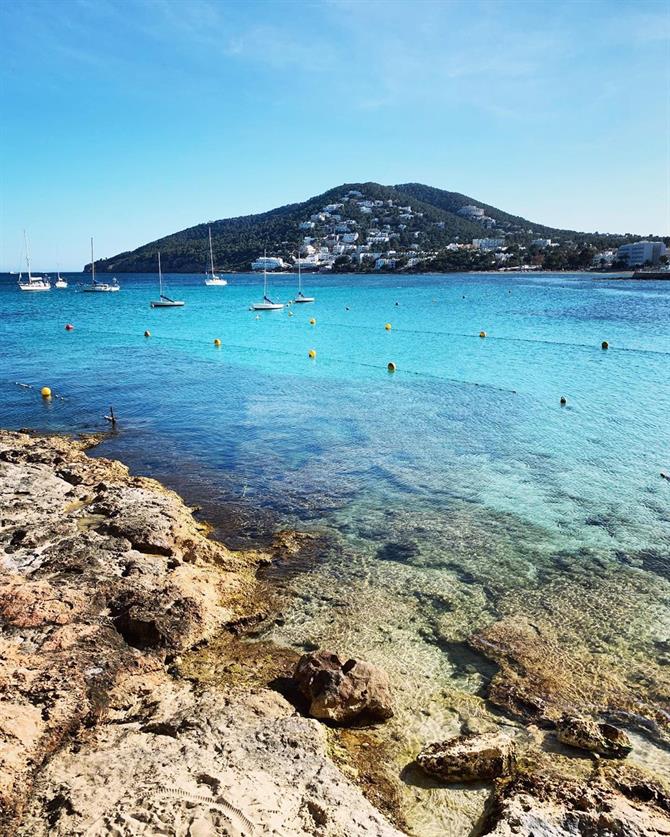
[81,238,120,292]
[18,231,51,291]
[250,250,284,310]
[55,266,67,288]
[204,227,227,286]
[293,250,315,303]
[150,251,184,308]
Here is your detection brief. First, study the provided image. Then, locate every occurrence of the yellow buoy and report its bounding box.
[308,349,316,359]
[479,331,487,338]
[214,338,221,347]
[309,318,316,326]
[601,340,609,350]
[144,330,151,338]
[385,323,392,331]
[387,362,396,372]
[40,386,52,399]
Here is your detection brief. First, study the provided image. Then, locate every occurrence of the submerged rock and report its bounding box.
[556,714,633,758]
[293,649,394,724]
[416,732,516,782]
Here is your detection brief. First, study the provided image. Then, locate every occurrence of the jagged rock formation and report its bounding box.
[0,431,403,837]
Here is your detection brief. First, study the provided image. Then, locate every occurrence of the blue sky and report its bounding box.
[1,0,668,269]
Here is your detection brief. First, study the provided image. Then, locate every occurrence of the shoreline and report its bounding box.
[2,430,670,836]
[0,429,404,836]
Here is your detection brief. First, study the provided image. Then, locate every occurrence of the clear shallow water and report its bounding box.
[2,271,670,832]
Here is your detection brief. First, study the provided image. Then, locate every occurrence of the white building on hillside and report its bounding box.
[459,205,485,219]
[473,238,505,251]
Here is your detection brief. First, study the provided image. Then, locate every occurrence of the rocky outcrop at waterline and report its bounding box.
[0,430,403,836]
[556,714,633,759]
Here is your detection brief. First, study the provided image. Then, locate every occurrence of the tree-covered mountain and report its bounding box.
[86,182,652,273]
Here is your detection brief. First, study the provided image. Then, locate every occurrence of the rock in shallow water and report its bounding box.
[293,649,394,724]
[416,732,516,782]
[556,714,632,758]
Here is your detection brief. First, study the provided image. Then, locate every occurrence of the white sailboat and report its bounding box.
[204,227,227,286]
[251,250,284,310]
[150,251,184,308]
[81,237,120,292]
[18,231,50,291]
[293,251,315,303]
[55,266,67,288]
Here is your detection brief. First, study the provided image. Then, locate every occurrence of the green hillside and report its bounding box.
[86,182,647,273]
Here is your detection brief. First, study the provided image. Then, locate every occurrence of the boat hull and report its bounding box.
[150,300,185,308]
[19,284,50,291]
[251,302,285,310]
[81,286,120,292]
[293,297,315,303]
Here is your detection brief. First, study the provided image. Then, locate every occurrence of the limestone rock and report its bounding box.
[556,714,632,758]
[0,431,403,837]
[416,732,516,783]
[293,649,394,724]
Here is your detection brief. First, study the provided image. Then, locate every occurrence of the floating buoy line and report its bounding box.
[44,323,520,395]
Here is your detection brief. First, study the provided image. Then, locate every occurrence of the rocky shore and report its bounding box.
[1,430,669,836]
[0,431,401,836]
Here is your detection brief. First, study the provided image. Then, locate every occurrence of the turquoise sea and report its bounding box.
[2,270,669,832]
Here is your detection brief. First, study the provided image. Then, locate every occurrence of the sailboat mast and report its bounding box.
[158,251,163,296]
[263,247,268,296]
[209,227,214,275]
[91,237,96,284]
[297,244,302,292]
[24,230,32,280]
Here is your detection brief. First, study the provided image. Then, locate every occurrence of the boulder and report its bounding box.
[417,732,516,782]
[293,650,394,724]
[556,715,632,759]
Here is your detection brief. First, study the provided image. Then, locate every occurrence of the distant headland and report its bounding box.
[85,182,669,275]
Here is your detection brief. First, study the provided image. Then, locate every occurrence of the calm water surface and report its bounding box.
[1,271,669,833]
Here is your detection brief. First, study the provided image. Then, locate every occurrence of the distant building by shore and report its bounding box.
[616,240,667,267]
[251,256,288,271]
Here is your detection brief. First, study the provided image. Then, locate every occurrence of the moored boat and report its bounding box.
[150,252,184,307]
[18,231,50,291]
[80,238,120,292]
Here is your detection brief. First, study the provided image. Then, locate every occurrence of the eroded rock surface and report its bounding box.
[417,732,516,783]
[294,649,394,724]
[483,766,670,837]
[0,431,403,837]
